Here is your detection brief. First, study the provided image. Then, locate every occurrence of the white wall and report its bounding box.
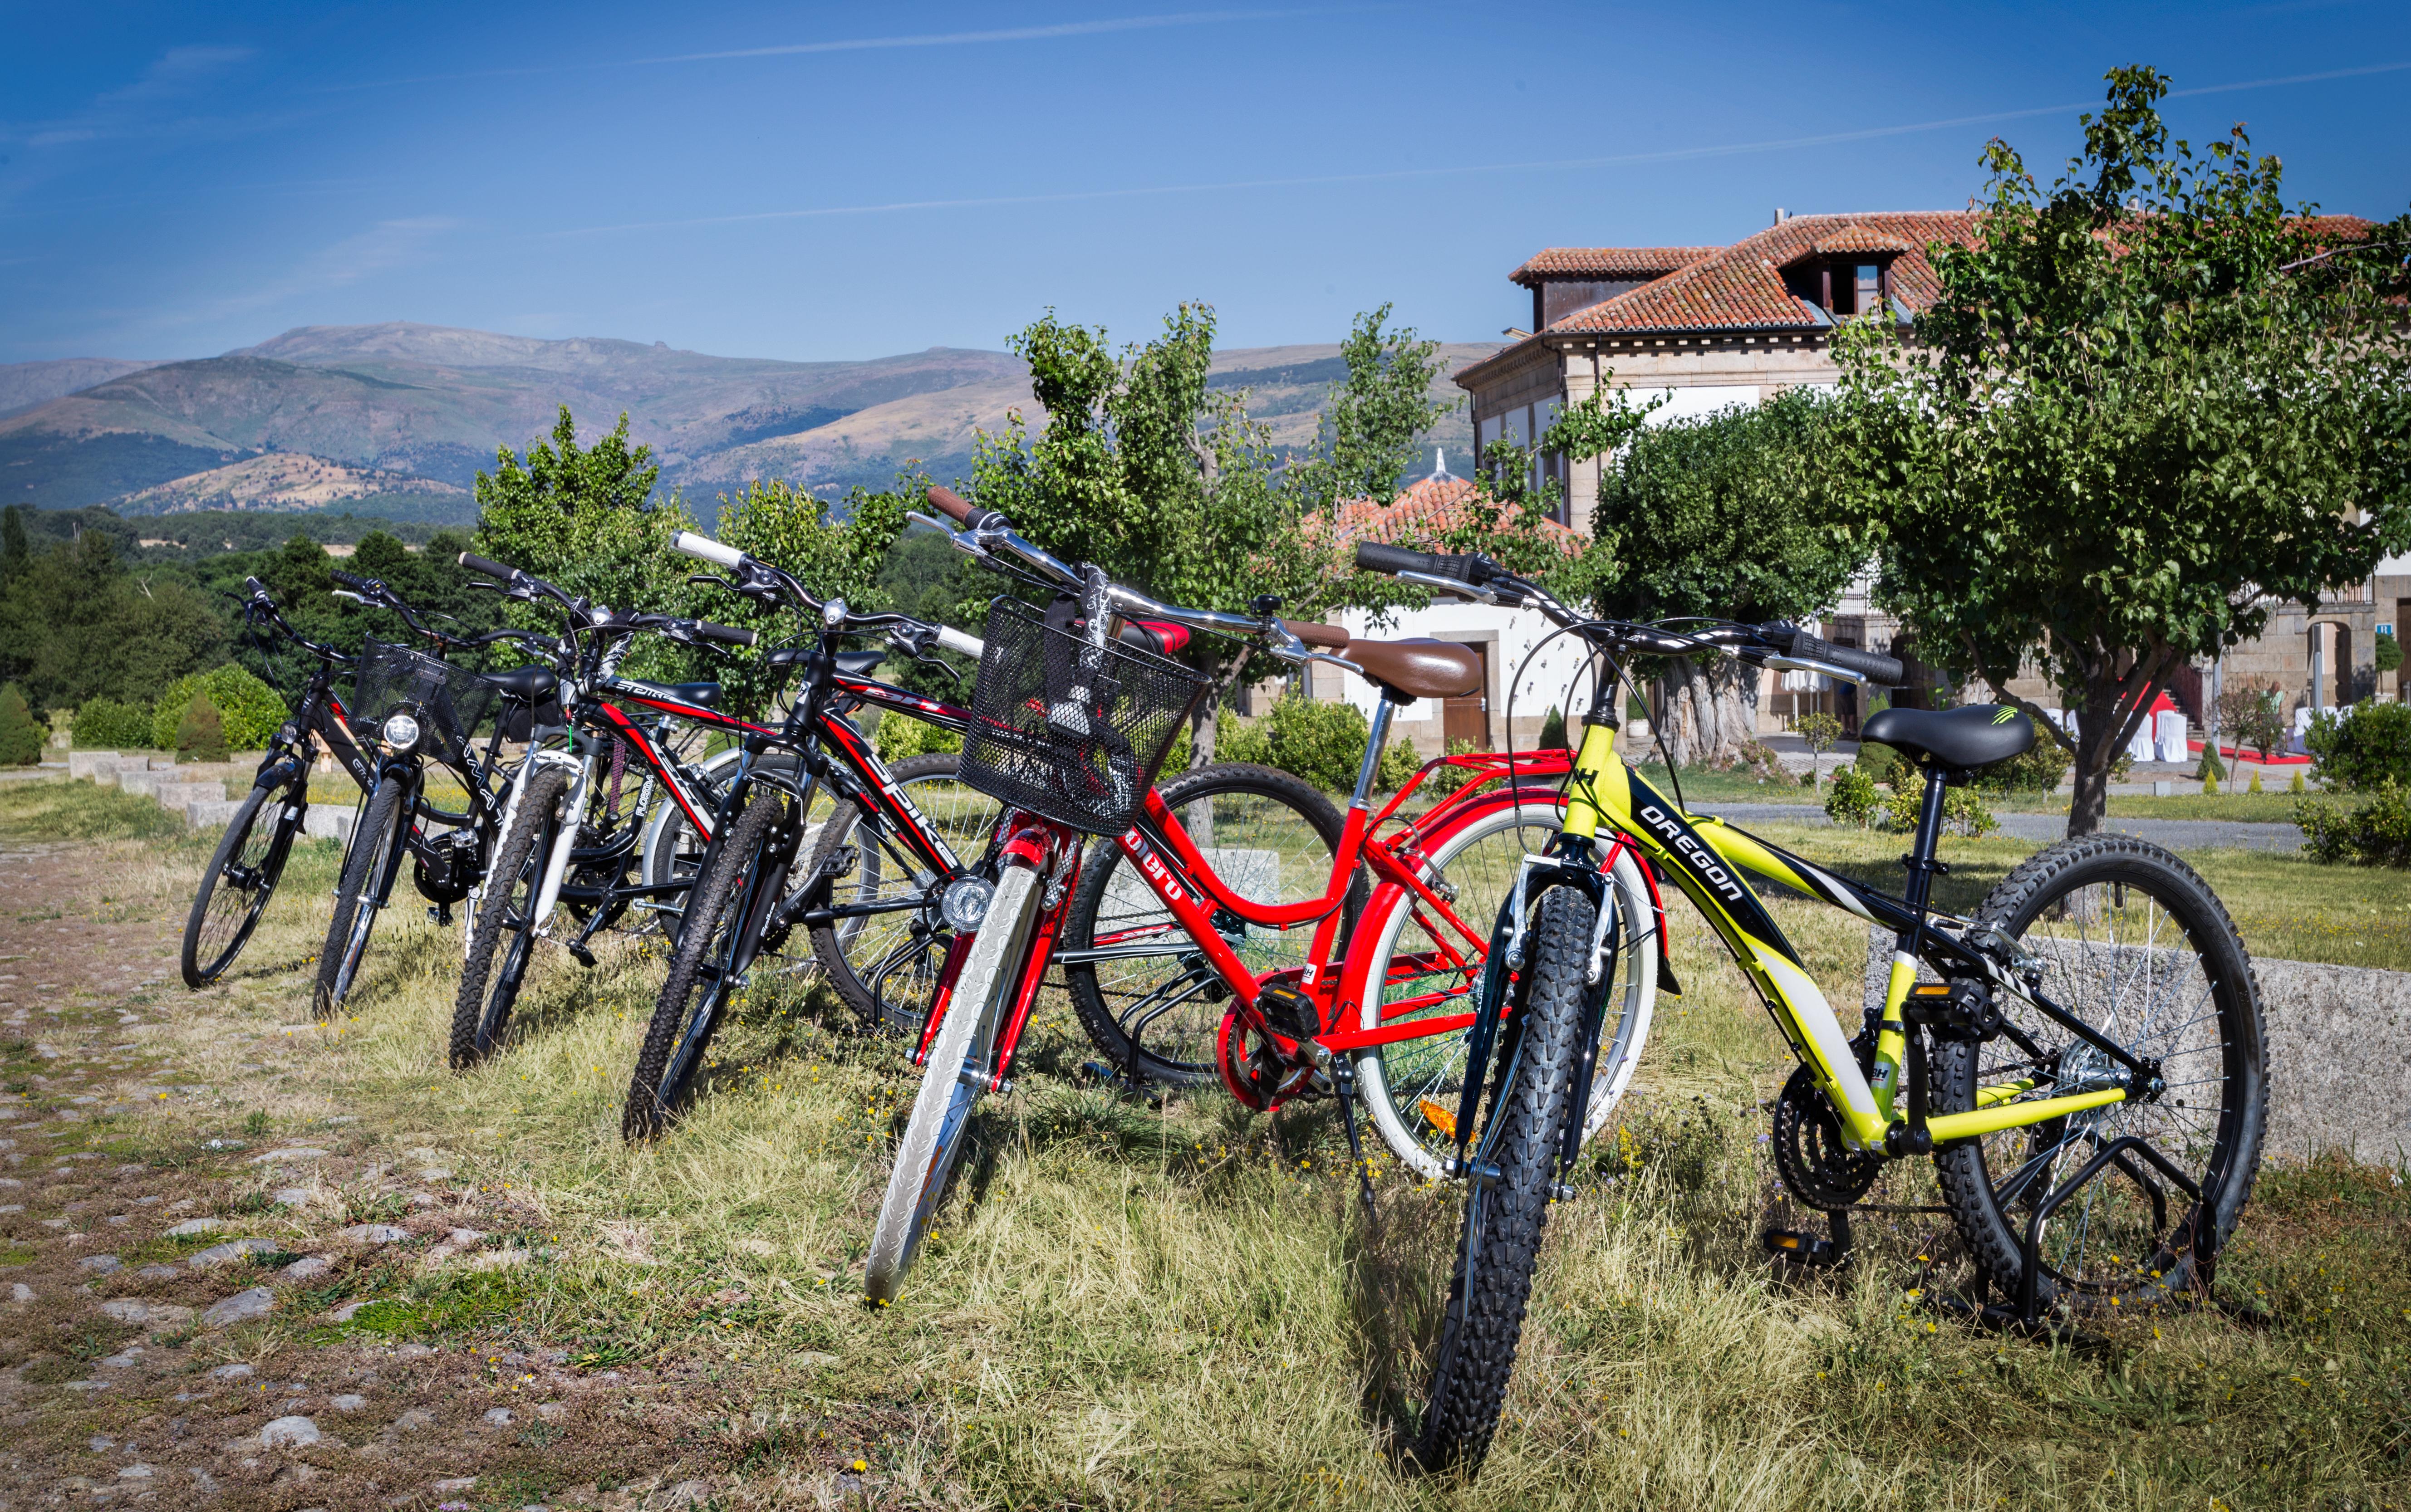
[1330,597,1598,745]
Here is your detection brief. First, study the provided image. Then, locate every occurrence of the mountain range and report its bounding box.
[0,323,1494,522]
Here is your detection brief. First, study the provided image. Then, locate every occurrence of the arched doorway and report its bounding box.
[2307,620,2354,713]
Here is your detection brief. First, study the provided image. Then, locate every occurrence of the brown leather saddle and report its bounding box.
[1284,620,1482,702]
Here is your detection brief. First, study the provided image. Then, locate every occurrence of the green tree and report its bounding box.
[0,507,29,590]
[1832,67,2411,835]
[474,406,696,631]
[0,683,43,765]
[1591,389,1863,766]
[711,477,916,714]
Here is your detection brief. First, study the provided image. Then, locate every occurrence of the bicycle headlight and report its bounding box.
[380,711,423,752]
[940,876,994,932]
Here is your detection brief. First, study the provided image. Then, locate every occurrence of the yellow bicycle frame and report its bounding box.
[1558,720,2123,1155]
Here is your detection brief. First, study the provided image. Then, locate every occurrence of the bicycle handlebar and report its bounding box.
[458,552,516,582]
[1354,541,1498,585]
[672,532,744,570]
[690,619,757,648]
[1758,625,1904,687]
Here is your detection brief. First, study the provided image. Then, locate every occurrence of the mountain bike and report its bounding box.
[179,577,376,989]
[854,489,1665,1303]
[619,532,996,1140]
[443,551,762,1066]
[1356,544,2268,1474]
[309,573,558,1018]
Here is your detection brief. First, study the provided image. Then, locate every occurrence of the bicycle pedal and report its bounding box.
[564,941,597,969]
[427,904,454,926]
[1763,1227,1847,1268]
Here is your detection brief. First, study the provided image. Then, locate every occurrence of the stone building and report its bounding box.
[1455,210,2404,744]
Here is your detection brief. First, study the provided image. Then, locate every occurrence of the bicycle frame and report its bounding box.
[1554,718,2143,1156]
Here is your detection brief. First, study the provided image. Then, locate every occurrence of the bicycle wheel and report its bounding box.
[1061,763,1355,1085]
[643,750,802,934]
[806,753,1004,1033]
[311,776,408,1019]
[181,775,304,989]
[449,767,570,1068]
[1354,800,1657,1179]
[622,793,783,1141]
[1418,883,1591,1474]
[1934,834,2266,1312]
[864,861,1041,1304]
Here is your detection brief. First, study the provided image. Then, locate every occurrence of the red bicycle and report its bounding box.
[863,489,1660,1300]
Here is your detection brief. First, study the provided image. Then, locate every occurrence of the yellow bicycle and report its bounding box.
[1355,543,2268,1475]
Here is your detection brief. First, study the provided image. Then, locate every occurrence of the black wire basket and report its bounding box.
[958,597,1208,836]
[348,639,501,768]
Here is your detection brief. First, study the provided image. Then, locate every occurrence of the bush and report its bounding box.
[1718,739,1787,785]
[1377,735,1424,793]
[1974,736,2070,796]
[1854,740,1904,788]
[2290,769,2306,794]
[2299,778,2411,867]
[2378,630,2403,677]
[2196,743,2226,783]
[2303,699,2411,792]
[1824,766,1879,827]
[872,710,962,763]
[1880,778,1999,838]
[151,665,286,754]
[174,696,227,763]
[1242,693,1373,794]
[1214,718,1271,767]
[1537,706,1568,752]
[0,685,43,767]
[73,697,153,749]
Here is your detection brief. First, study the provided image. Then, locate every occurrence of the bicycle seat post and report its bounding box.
[1348,696,1401,812]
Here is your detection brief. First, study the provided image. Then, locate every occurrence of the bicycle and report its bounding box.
[444,550,762,1067]
[619,531,997,1141]
[854,488,1663,1302]
[308,572,557,1018]
[179,576,376,988]
[1355,544,2267,1474]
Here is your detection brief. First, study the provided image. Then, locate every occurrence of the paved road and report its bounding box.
[1693,802,2305,854]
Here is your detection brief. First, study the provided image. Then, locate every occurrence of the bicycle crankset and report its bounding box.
[1770,1063,1881,1211]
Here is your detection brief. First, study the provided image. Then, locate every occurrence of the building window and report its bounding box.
[1853,264,1881,317]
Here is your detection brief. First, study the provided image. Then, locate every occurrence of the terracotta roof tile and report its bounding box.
[1510,246,1719,286]
[1314,474,1585,558]
[1806,223,1915,256]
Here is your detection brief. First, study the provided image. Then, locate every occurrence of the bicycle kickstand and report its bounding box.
[1332,1059,1380,1235]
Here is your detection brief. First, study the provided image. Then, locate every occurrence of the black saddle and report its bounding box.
[834,650,888,678]
[485,664,559,703]
[1860,705,2034,771]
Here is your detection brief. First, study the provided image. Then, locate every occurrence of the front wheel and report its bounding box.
[181,775,304,989]
[1417,882,1592,1475]
[1933,834,2266,1314]
[312,776,408,1019]
[864,862,1042,1304]
[449,767,570,1068]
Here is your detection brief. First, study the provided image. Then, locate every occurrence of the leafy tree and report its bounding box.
[0,531,226,713]
[174,696,227,763]
[474,406,697,636]
[72,697,152,749]
[0,508,29,590]
[151,665,287,752]
[1833,66,2411,835]
[0,684,43,765]
[1591,388,1863,765]
[711,477,916,714]
[1797,710,1843,790]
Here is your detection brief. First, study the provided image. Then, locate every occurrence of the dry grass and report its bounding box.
[3,778,2406,1508]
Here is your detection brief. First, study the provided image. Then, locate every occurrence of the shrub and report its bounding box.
[2290,769,2306,794]
[1377,735,1423,793]
[2299,778,2411,867]
[1718,739,1787,785]
[1880,778,1999,838]
[1214,718,1272,767]
[2378,630,2403,677]
[174,696,228,763]
[2304,699,2411,792]
[0,685,43,767]
[1974,736,2070,796]
[1537,706,1568,752]
[2249,767,2264,793]
[1824,766,1879,827]
[2196,743,2226,783]
[1854,740,1904,788]
[2217,679,2290,764]
[151,665,286,753]
[871,710,962,763]
[1245,693,1373,794]
[74,697,153,749]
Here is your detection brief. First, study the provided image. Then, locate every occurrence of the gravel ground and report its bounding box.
[1694,803,2306,853]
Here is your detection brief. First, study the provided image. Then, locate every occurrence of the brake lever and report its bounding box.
[330,589,367,604]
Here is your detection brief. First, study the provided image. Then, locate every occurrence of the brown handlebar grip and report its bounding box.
[927,485,977,524]
[1282,619,1350,650]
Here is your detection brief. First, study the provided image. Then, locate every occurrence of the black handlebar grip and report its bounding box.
[1787,628,1905,687]
[1352,541,1495,584]
[693,621,757,648]
[244,576,268,596]
[457,552,515,580]
[328,568,372,591]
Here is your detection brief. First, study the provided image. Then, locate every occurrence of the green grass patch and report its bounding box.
[0,778,185,842]
[338,1271,533,1341]
[0,1246,38,1268]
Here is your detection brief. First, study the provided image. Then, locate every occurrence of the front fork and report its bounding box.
[465,746,584,955]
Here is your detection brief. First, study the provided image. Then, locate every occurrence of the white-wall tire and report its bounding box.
[863,862,1041,1304]
[1352,801,1657,1179]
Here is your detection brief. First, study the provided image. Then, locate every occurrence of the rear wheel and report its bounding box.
[1417,883,1591,1474]
[1354,801,1656,1178]
[864,862,1041,1304]
[1060,763,1354,1085]
[449,768,569,1068]
[806,753,1004,1033]
[312,776,408,1019]
[181,776,303,989]
[1934,835,2266,1313]
[622,793,784,1140]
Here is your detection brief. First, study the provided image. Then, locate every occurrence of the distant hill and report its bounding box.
[0,322,1494,514]
[115,453,471,519]
[0,357,165,421]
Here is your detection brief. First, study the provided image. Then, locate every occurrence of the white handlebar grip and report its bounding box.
[673,532,745,569]
[936,626,986,660]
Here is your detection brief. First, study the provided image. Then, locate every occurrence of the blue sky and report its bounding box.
[4,1,2406,365]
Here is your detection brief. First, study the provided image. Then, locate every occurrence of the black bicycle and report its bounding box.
[178,577,378,988]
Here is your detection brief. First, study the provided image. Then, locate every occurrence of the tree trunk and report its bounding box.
[1657,655,1761,769]
[2067,700,2116,839]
